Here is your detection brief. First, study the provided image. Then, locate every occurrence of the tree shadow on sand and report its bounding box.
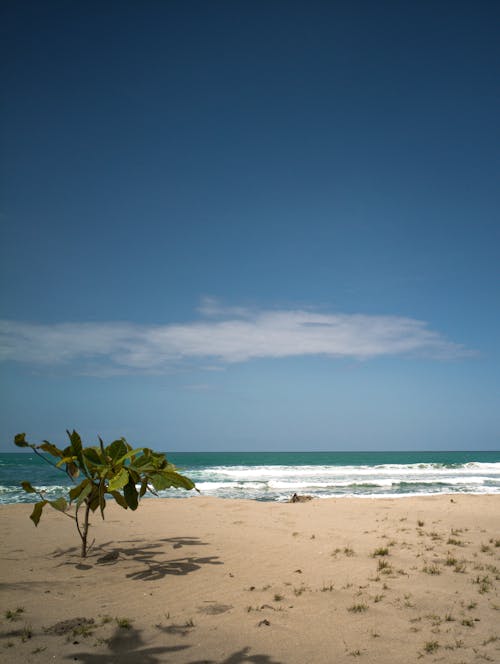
[51,536,222,580]
[64,625,190,663]
[52,535,209,561]
[125,552,222,581]
[188,648,284,664]
[67,628,283,664]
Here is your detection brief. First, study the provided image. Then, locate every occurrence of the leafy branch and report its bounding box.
[15,431,197,557]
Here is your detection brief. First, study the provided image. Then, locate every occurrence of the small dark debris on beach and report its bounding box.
[97,550,120,564]
[289,493,313,503]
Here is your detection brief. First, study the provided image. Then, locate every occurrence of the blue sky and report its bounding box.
[1,1,499,451]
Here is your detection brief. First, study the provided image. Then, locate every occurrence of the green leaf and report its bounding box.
[107,438,128,462]
[139,478,148,497]
[83,447,102,468]
[14,433,29,448]
[88,486,101,512]
[123,478,138,510]
[151,470,196,491]
[49,497,68,512]
[21,480,38,494]
[108,490,128,509]
[132,454,150,469]
[117,448,145,465]
[66,462,80,478]
[98,479,106,518]
[39,442,64,458]
[150,473,171,491]
[108,468,129,492]
[69,479,91,501]
[75,481,93,506]
[30,500,48,526]
[128,468,140,484]
[68,430,89,478]
[55,456,75,468]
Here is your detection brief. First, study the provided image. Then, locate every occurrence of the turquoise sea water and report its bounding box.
[1,450,500,503]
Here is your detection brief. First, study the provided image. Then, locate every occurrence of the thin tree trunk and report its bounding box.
[81,500,91,557]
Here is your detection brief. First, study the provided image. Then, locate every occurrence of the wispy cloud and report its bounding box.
[0,301,471,375]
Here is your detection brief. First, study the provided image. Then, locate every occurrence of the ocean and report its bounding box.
[1,450,500,504]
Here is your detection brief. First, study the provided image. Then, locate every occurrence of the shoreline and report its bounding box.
[2,450,500,504]
[1,495,499,662]
[2,488,500,507]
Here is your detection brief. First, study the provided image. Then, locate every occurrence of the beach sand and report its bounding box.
[0,495,499,663]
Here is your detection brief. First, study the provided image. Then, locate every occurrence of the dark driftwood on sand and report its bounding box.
[289,493,313,503]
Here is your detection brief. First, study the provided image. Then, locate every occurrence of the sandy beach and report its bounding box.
[0,495,499,663]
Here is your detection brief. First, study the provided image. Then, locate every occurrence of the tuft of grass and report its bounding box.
[4,607,24,622]
[480,543,491,553]
[344,547,355,557]
[447,537,465,547]
[21,625,33,642]
[417,520,425,527]
[72,623,94,638]
[184,619,195,627]
[373,594,384,603]
[422,563,441,575]
[444,612,455,622]
[423,641,439,654]
[273,594,284,602]
[349,649,362,657]
[473,575,492,594]
[293,585,307,596]
[320,583,334,592]
[403,594,415,608]
[372,547,389,557]
[426,614,441,627]
[115,617,133,630]
[461,618,474,627]
[445,555,457,566]
[31,646,47,654]
[377,559,393,574]
[348,603,368,613]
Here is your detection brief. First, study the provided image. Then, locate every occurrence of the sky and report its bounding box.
[0,1,499,452]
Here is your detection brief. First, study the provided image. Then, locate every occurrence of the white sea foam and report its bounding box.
[2,456,499,504]
[172,460,500,500]
[210,462,500,480]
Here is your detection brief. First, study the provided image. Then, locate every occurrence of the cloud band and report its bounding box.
[0,303,470,374]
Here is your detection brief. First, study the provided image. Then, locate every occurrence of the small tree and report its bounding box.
[15,431,197,557]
